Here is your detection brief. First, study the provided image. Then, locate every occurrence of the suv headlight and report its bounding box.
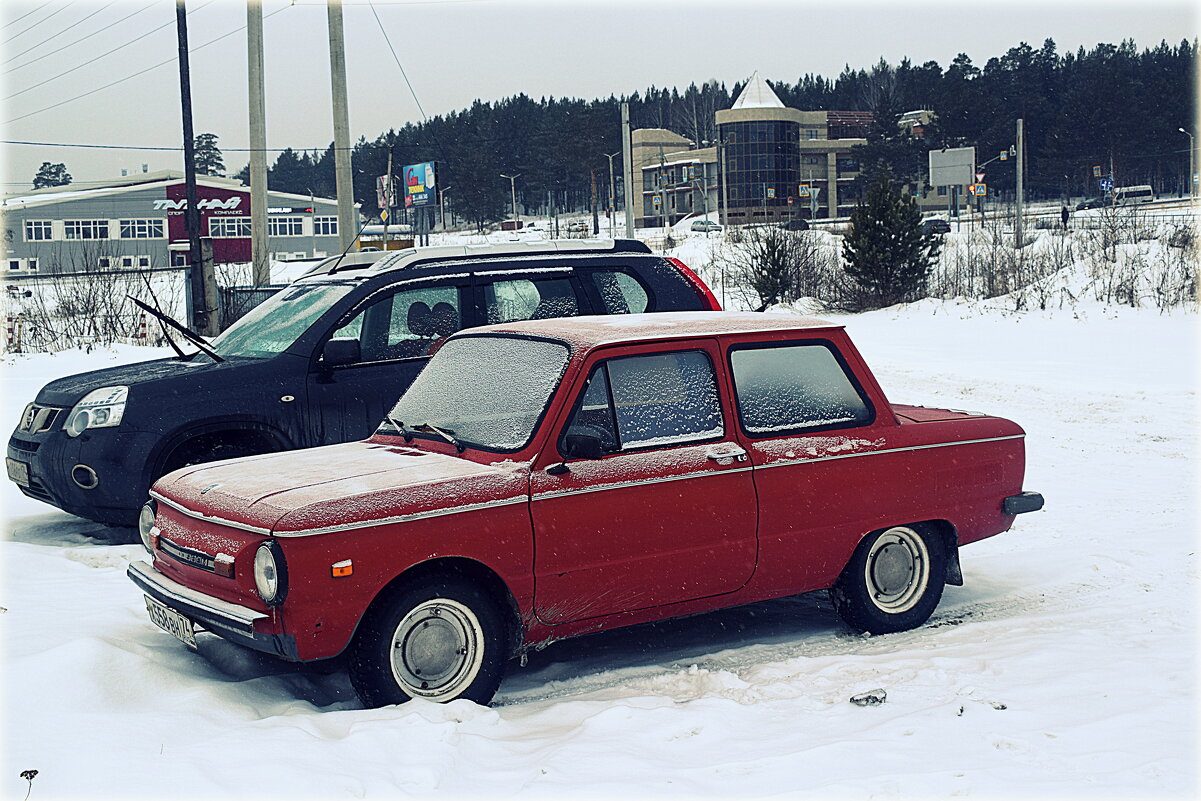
[253,541,288,606]
[64,386,128,437]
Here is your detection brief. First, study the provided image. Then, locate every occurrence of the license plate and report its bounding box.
[145,596,198,649]
[6,458,30,487]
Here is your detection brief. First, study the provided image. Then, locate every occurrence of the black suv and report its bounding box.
[7,239,720,526]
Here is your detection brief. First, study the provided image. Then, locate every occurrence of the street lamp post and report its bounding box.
[604,151,620,239]
[1179,128,1195,199]
[501,173,520,229]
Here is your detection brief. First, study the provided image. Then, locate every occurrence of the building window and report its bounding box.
[8,259,21,271]
[24,220,53,241]
[64,220,109,240]
[27,258,38,272]
[98,257,112,268]
[171,252,187,266]
[804,156,821,165]
[119,219,165,239]
[836,157,860,172]
[209,217,252,238]
[268,216,304,237]
[138,256,150,268]
[805,129,820,140]
[313,216,338,236]
[937,186,948,196]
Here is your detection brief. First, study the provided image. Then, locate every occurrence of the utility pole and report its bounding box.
[605,151,619,239]
[1015,117,1025,249]
[247,0,269,285]
[439,187,451,232]
[175,0,214,335]
[1180,128,1196,198]
[327,0,355,252]
[621,102,635,237]
[381,150,393,248]
[501,174,520,227]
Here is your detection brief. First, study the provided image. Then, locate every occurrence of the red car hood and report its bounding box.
[153,442,530,535]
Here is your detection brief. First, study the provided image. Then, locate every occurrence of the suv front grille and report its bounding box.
[17,404,64,434]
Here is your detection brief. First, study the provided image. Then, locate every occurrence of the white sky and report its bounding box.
[1,0,1197,192]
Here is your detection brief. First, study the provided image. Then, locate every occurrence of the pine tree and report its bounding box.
[32,162,71,189]
[194,132,225,176]
[841,173,941,310]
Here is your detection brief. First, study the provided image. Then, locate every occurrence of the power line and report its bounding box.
[369,1,427,122]
[4,2,158,74]
[3,3,291,126]
[3,1,116,65]
[0,0,55,32]
[3,2,210,102]
[1,1,75,45]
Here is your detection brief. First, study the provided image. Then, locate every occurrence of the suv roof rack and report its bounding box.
[303,238,651,279]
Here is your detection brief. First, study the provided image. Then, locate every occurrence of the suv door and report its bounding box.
[305,279,472,443]
[530,341,758,624]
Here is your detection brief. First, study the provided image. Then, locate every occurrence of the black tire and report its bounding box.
[830,524,946,635]
[348,576,507,707]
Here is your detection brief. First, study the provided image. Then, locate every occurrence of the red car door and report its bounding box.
[530,340,758,625]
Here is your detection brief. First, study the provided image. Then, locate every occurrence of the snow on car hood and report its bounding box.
[154,441,529,535]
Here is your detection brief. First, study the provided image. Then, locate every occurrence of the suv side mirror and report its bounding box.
[564,433,605,460]
[321,337,361,368]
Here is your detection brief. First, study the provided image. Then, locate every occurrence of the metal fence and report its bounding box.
[218,284,287,329]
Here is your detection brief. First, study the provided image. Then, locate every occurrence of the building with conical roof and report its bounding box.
[632,73,876,228]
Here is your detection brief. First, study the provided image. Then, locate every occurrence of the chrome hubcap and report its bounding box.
[390,598,483,700]
[865,527,930,614]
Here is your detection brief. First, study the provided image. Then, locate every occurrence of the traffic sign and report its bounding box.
[380,209,389,221]
[1099,178,1114,192]
[1093,165,1103,177]
[787,196,794,206]
[652,194,662,207]
[969,183,988,196]
[975,172,985,182]
[1000,150,1009,161]
[766,187,776,198]
[797,184,811,198]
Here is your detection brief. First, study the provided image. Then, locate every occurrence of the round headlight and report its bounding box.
[65,409,91,437]
[138,501,157,553]
[253,541,287,606]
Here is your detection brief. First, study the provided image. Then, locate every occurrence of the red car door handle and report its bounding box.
[706,446,748,463]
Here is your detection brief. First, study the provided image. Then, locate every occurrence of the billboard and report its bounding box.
[403,161,437,207]
[928,147,975,187]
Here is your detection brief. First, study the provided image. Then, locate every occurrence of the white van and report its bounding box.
[1113,185,1155,205]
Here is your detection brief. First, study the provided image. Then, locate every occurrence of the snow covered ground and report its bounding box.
[2,299,1198,797]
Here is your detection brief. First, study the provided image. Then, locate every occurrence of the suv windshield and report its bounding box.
[383,335,570,451]
[210,281,356,358]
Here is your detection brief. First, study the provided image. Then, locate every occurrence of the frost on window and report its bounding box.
[731,344,871,434]
[606,350,722,449]
[388,335,569,451]
[591,270,649,314]
[484,278,579,324]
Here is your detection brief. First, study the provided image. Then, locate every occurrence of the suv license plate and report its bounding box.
[145,596,198,649]
[6,458,30,487]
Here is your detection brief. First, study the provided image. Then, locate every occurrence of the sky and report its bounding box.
[1,0,1197,193]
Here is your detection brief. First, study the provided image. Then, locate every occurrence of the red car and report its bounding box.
[129,313,1043,707]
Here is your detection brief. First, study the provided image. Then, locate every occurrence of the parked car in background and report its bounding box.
[565,220,589,237]
[1076,197,1107,211]
[690,220,722,233]
[7,240,720,526]
[779,218,810,232]
[130,311,1043,708]
[1113,185,1155,205]
[922,218,952,234]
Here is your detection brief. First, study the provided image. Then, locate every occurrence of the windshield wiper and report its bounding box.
[413,422,466,453]
[385,415,414,442]
[127,296,225,363]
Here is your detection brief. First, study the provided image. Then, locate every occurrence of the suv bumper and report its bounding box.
[7,427,160,525]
